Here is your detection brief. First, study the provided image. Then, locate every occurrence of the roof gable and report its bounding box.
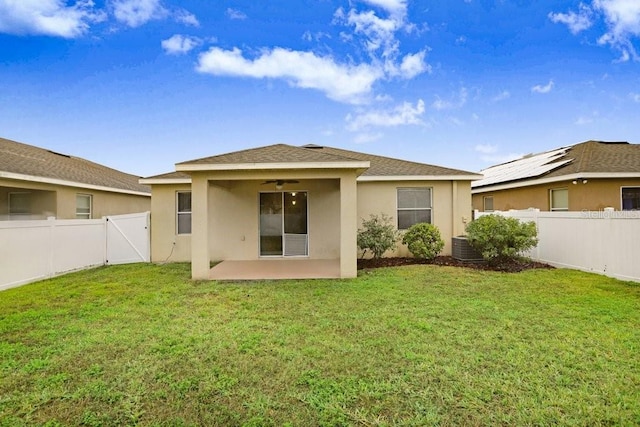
[0,137,150,195]
[167,143,479,179]
[177,144,363,166]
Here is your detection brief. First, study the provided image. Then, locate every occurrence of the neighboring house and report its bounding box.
[0,137,150,220]
[141,143,481,279]
[472,140,640,213]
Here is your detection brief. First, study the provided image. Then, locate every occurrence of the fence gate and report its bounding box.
[106,212,150,264]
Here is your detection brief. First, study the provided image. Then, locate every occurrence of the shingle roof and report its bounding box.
[177,144,365,166]
[171,143,478,178]
[0,137,150,194]
[473,140,640,189]
[307,145,479,177]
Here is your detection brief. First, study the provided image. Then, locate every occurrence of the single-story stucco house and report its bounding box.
[0,136,151,220]
[472,140,640,212]
[141,144,481,280]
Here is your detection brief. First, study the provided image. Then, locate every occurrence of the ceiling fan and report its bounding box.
[261,179,299,188]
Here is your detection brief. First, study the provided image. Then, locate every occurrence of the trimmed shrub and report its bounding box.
[401,223,445,260]
[466,214,538,264]
[357,214,399,259]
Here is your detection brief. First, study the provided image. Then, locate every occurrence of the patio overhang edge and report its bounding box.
[175,161,370,172]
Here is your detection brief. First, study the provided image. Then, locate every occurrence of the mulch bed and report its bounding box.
[357,256,554,273]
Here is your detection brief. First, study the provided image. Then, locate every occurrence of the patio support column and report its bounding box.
[339,174,358,278]
[191,173,210,280]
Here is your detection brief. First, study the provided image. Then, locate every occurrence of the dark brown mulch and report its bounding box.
[357,256,554,273]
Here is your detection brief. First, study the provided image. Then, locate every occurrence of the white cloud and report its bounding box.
[475,144,498,154]
[111,0,166,27]
[175,9,198,27]
[196,47,382,104]
[398,50,430,78]
[431,87,468,110]
[531,80,554,94]
[474,145,523,164]
[491,90,510,102]
[345,99,425,131]
[548,3,593,34]
[551,0,640,61]
[594,0,640,60]
[575,116,593,125]
[226,8,247,20]
[353,132,384,144]
[0,0,105,38]
[161,34,201,55]
[630,92,640,102]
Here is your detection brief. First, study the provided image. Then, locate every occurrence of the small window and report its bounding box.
[483,196,494,212]
[76,194,92,219]
[550,188,568,211]
[8,192,30,217]
[397,187,432,229]
[177,191,192,234]
[622,187,640,210]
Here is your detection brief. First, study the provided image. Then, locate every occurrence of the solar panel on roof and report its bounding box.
[473,146,572,187]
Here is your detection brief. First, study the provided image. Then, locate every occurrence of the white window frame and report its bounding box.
[76,194,92,219]
[176,191,192,235]
[550,188,569,211]
[483,196,494,212]
[621,186,640,211]
[8,192,30,218]
[396,187,433,230]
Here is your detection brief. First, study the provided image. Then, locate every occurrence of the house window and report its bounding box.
[8,192,30,217]
[550,188,568,211]
[622,187,640,210]
[76,194,92,219]
[483,196,494,212]
[177,191,192,234]
[397,187,432,229]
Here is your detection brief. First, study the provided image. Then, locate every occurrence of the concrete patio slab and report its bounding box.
[209,259,341,280]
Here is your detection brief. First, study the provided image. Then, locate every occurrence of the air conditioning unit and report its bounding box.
[452,236,483,262]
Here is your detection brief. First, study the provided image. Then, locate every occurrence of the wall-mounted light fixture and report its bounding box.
[572,179,588,185]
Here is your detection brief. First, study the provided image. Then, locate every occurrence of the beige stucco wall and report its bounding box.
[207,178,340,261]
[357,180,474,256]
[148,183,192,263]
[149,175,475,264]
[472,178,640,212]
[0,178,150,220]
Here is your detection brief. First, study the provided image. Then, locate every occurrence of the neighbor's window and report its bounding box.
[550,188,568,211]
[622,187,640,210]
[76,194,92,219]
[177,191,192,234]
[483,196,494,212]
[8,192,30,217]
[397,187,432,229]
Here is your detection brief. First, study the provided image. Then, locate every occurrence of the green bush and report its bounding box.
[401,223,445,260]
[466,214,538,264]
[357,214,398,259]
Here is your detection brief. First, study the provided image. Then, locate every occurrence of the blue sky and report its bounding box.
[1,0,639,177]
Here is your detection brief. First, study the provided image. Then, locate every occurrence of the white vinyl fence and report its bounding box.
[475,209,640,282]
[0,212,150,291]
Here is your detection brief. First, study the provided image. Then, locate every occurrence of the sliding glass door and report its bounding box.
[259,192,308,256]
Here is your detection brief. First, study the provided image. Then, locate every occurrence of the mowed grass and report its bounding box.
[1,263,639,426]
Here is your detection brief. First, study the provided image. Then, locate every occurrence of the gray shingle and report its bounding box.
[0,137,150,194]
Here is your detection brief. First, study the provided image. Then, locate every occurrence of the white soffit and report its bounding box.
[472,147,573,188]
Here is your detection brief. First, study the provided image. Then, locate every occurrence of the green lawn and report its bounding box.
[1,263,639,426]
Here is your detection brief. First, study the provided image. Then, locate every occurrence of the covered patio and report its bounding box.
[209,259,341,280]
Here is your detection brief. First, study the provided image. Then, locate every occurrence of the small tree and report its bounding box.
[466,214,538,264]
[401,223,445,260]
[357,214,398,259]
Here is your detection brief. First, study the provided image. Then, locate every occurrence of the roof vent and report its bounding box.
[47,150,71,158]
[301,144,324,149]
